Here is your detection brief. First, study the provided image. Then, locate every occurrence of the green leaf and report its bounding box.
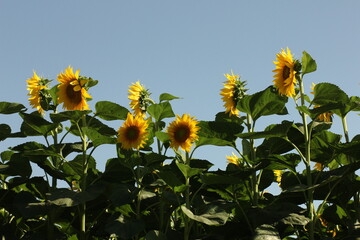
[155,131,169,143]
[2,153,32,177]
[181,205,228,226]
[95,101,129,120]
[50,110,91,123]
[159,93,180,102]
[0,102,26,114]
[20,112,58,135]
[147,102,175,121]
[237,121,293,139]
[196,121,243,148]
[201,173,243,185]
[253,224,281,240]
[312,82,349,105]
[0,124,11,141]
[47,184,104,207]
[301,51,317,75]
[237,86,288,121]
[82,126,116,147]
[176,162,204,179]
[280,213,309,226]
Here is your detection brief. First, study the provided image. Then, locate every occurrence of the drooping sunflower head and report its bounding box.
[226,152,242,167]
[272,48,297,97]
[57,66,92,111]
[26,71,49,115]
[220,72,247,116]
[167,114,200,152]
[128,81,152,117]
[117,113,149,150]
[311,83,333,122]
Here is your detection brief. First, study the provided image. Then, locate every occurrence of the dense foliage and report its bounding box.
[1,50,360,240]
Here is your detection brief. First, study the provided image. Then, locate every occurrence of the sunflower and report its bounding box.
[273,170,283,184]
[314,162,324,171]
[220,72,247,116]
[128,81,152,117]
[226,153,241,166]
[117,113,149,150]
[272,48,297,97]
[57,66,92,110]
[27,71,47,115]
[167,114,200,152]
[311,83,333,122]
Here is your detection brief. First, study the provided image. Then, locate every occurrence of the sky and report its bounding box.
[1,1,359,174]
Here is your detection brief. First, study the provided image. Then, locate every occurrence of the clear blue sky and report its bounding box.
[1,1,359,171]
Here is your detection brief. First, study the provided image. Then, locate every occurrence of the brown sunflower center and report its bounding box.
[126,126,140,140]
[282,66,290,80]
[66,83,82,105]
[174,126,190,143]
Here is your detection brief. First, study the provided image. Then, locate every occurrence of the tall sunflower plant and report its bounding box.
[0,49,360,240]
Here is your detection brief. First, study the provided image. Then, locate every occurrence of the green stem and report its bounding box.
[184,152,191,240]
[299,77,315,240]
[246,114,258,206]
[79,117,88,240]
[341,115,350,143]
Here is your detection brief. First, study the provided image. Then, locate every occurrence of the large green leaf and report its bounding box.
[301,51,317,75]
[147,102,175,121]
[237,121,293,139]
[0,102,26,114]
[312,82,349,105]
[253,224,281,240]
[95,101,129,120]
[82,126,116,147]
[196,121,243,148]
[20,112,58,136]
[237,86,288,121]
[50,110,91,123]
[1,153,32,177]
[181,205,228,226]
[0,124,11,141]
[176,162,204,179]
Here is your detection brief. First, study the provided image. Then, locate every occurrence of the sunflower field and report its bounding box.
[1,49,360,240]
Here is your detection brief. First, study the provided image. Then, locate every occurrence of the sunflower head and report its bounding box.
[226,153,242,167]
[167,114,200,152]
[117,113,149,150]
[128,81,153,117]
[27,71,50,115]
[220,72,248,116]
[311,83,333,122]
[57,66,92,111]
[272,48,297,97]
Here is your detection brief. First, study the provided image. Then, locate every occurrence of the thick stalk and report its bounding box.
[184,152,191,240]
[341,115,350,143]
[246,114,258,206]
[299,77,315,240]
[79,117,88,240]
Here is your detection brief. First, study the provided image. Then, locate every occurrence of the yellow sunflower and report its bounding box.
[167,114,200,152]
[226,153,241,166]
[27,71,47,115]
[117,113,149,150]
[128,81,151,117]
[220,72,247,116]
[273,170,283,184]
[272,48,297,97]
[314,162,324,171]
[311,83,333,122]
[57,66,92,110]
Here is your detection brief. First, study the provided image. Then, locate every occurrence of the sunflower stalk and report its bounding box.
[298,76,315,240]
[79,116,89,240]
[184,151,192,240]
[246,114,258,206]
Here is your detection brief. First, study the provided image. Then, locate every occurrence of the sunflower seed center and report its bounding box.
[66,84,82,105]
[174,126,190,143]
[126,126,140,140]
[282,66,290,80]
